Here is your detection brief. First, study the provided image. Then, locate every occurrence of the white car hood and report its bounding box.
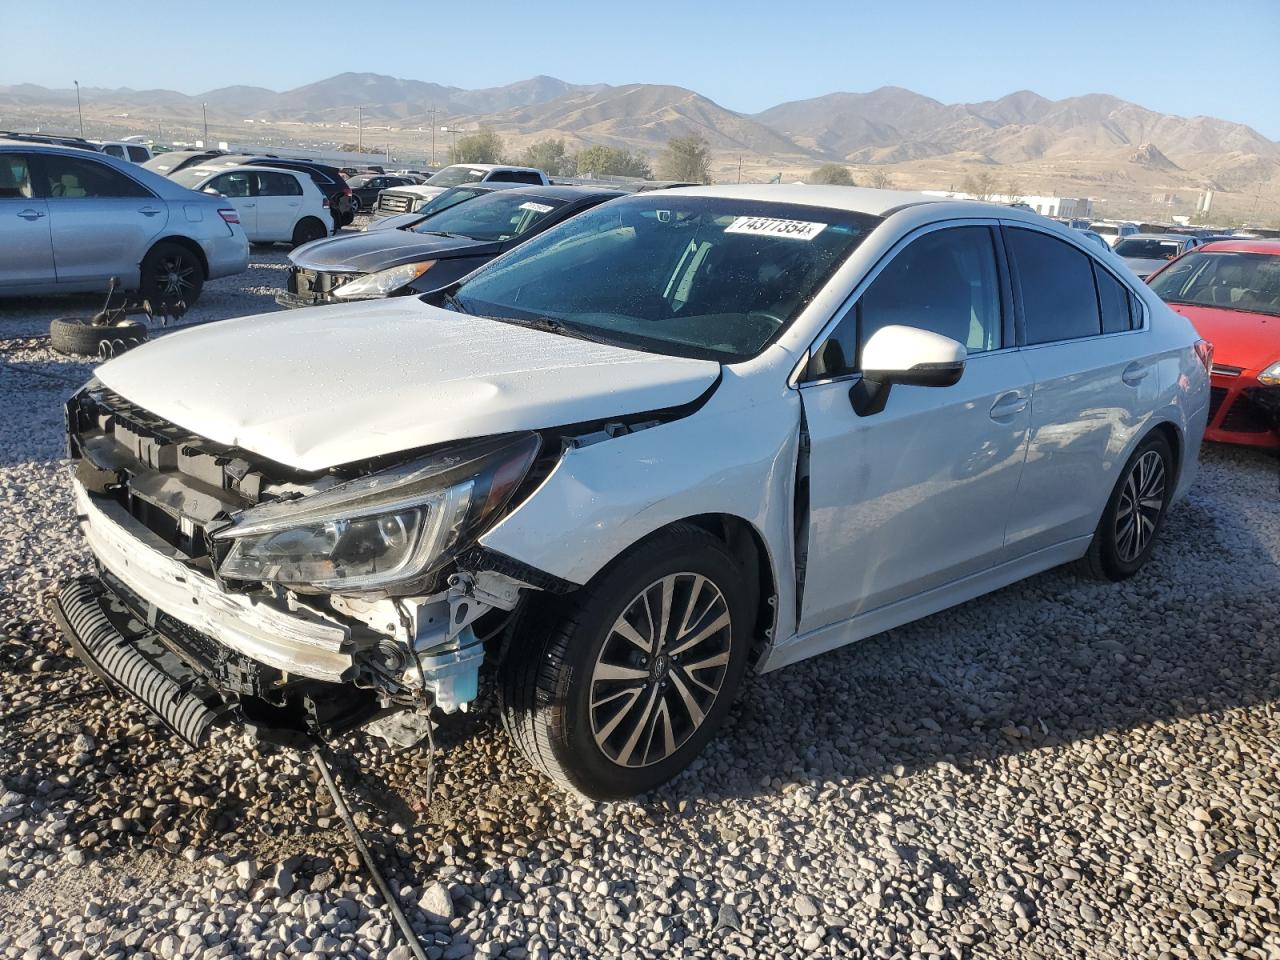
[96,299,720,471]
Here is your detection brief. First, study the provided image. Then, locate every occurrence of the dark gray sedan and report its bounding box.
[278,185,624,306]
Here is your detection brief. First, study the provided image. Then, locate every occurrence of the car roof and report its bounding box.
[1198,239,1280,255]
[439,163,539,173]
[200,164,307,179]
[660,183,997,218]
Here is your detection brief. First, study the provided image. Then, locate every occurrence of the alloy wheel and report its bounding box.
[588,573,733,768]
[154,254,196,300]
[1114,449,1166,563]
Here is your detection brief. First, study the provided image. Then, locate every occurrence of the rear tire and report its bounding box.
[292,217,328,248]
[498,524,752,799]
[140,241,204,307]
[50,317,148,357]
[1080,431,1174,581]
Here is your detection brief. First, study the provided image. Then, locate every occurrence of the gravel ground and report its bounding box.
[1,249,1278,960]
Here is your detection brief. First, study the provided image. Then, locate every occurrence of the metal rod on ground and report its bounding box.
[311,746,429,960]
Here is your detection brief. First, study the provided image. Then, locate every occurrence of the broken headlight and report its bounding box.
[333,260,437,300]
[213,433,540,592]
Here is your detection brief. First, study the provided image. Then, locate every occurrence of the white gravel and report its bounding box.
[1,249,1278,959]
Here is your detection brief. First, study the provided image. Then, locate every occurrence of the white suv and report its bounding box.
[374,163,549,217]
[55,185,1210,799]
[174,165,330,246]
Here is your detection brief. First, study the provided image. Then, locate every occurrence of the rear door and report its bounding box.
[797,222,1034,632]
[37,152,166,287]
[252,170,303,240]
[0,152,56,287]
[1001,225,1156,555]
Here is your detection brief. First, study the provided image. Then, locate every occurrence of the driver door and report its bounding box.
[796,222,1034,633]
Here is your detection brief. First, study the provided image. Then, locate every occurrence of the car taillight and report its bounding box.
[218,208,240,225]
[323,198,330,208]
[1194,339,1213,373]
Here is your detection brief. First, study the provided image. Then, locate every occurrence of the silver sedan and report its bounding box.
[0,139,248,304]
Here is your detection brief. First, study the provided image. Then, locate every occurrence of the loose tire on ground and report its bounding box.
[498,523,753,799]
[140,241,204,307]
[1080,430,1174,581]
[49,318,148,357]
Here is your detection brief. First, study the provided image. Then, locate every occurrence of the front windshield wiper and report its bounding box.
[441,292,471,315]
[491,314,617,346]
[1165,298,1278,316]
[417,230,472,240]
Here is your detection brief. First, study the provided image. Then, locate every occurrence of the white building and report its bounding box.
[922,191,1092,219]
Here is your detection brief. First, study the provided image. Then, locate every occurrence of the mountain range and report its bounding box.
[3,72,1278,198]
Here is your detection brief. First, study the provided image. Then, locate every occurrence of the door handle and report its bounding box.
[989,391,1029,421]
[1122,362,1150,386]
[17,209,45,220]
[138,206,161,217]
[243,202,256,208]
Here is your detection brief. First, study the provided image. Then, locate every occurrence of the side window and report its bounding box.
[40,155,152,199]
[810,226,1003,379]
[127,146,149,163]
[1095,264,1134,334]
[102,145,125,159]
[511,171,543,185]
[0,154,33,199]
[1007,228,1101,344]
[208,172,251,198]
[255,171,302,196]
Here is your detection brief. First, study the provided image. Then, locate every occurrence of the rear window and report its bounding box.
[426,166,488,187]
[1115,238,1183,260]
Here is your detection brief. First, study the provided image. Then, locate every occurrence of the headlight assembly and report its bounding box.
[333,260,437,300]
[1259,361,1280,386]
[213,433,540,593]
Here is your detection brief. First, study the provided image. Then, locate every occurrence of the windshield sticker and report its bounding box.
[725,216,827,241]
[519,201,554,213]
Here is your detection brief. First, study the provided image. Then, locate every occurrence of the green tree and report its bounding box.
[574,145,652,179]
[519,138,572,176]
[658,133,712,184]
[808,163,855,186]
[450,128,504,164]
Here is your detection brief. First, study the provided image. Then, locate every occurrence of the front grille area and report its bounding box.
[288,267,360,299]
[66,385,296,559]
[1208,386,1228,423]
[377,192,415,215]
[1219,395,1273,434]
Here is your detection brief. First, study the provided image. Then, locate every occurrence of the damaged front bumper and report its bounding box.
[57,475,525,748]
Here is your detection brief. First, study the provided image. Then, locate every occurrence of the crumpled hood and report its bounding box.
[290,229,492,273]
[96,299,720,471]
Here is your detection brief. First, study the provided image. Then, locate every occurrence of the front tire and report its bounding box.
[498,524,752,799]
[1080,431,1174,581]
[292,217,328,248]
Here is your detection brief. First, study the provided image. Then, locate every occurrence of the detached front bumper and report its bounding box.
[277,267,359,309]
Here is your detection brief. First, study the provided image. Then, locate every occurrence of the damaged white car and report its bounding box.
[54,185,1210,798]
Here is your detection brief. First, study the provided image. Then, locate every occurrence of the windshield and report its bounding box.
[407,186,491,223]
[411,190,565,242]
[1115,238,1183,260]
[170,166,221,189]
[426,165,489,187]
[1091,224,1119,236]
[450,195,881,362]
[1149,251,1280,317]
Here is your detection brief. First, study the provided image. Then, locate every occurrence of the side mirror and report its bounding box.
[849,324,966,417]
[203,187,222,197]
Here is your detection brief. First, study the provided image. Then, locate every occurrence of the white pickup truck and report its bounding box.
[373,163,549,218]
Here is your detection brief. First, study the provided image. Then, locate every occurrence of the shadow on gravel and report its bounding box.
[696,443,1280,805]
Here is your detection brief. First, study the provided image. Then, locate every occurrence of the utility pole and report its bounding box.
[430,105,436,165]
[73,80,84,137]
[357,106,363,153]
[737,156,742,184]
[202,102,208,146]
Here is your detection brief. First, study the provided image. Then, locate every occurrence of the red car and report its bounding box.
[1147,239,1280,449]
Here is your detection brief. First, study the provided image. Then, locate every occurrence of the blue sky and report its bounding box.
[7,0,1280,138]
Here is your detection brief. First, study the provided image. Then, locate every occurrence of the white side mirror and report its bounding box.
[852,324,967,416]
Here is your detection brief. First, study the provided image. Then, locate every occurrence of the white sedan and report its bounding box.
[55,185,1210,799]
[174,164,330,247]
